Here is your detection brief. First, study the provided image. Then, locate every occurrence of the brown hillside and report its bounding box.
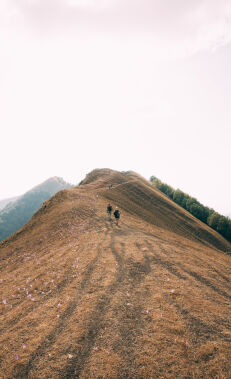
[1,168,231,378]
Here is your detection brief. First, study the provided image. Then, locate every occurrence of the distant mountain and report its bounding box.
[0,196,20,211]
[0,177,73,242]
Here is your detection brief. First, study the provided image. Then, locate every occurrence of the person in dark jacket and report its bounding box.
[114,207,120,226]
[107,204,113,220]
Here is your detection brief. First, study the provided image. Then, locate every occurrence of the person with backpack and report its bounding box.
[114,207,120,226]
[107,204,113,220]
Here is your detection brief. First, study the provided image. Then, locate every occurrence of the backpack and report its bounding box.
[114,210,120,218]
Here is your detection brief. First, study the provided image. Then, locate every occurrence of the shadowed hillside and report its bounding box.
[0,177,73,242]
[1,169,231,378]
[0,196,19,211]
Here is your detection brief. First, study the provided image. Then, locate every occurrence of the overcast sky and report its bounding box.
[0,0,231,214]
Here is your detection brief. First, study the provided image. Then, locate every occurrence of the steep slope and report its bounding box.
[0,177,73,242]
[0,169,231,379]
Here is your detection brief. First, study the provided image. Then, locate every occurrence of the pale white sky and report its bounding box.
[0,0,231,214]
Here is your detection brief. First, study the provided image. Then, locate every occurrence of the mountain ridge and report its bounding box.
[3,168,229,251]
[1,168,231,378]
[0,196,20,211]
[0,176,73,242]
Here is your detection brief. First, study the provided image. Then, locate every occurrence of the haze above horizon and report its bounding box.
[1,0,230,215]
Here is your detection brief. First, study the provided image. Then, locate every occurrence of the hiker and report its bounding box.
[107,203,113,220]
[114,207,120,226]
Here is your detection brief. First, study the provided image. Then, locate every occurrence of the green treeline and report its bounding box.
[150,176,231,243]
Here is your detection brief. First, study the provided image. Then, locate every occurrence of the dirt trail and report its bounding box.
[59,223,152,378]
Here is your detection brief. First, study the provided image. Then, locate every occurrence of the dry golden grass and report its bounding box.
[0,169,231,378]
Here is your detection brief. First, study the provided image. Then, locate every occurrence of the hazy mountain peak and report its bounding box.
[0,177,73,242]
